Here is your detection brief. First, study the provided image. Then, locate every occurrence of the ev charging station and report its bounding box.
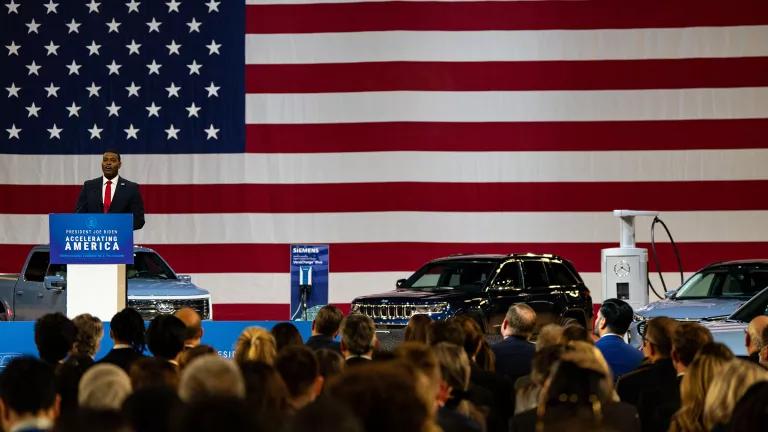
[601,210,659,310]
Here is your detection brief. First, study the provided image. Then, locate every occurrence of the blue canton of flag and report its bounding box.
[1,0,244,154]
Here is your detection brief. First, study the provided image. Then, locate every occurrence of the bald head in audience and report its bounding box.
[175,307,204,348]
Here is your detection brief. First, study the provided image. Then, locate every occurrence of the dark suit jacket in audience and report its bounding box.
[98,347,146,372]
[616,358,680,432]
[471,365,514,432]
[345,356,372,368]
[492,336,535,383]
[510,402,640,432]
[305,335,341,352]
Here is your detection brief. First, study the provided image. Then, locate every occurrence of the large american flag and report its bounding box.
[2,0,767,320]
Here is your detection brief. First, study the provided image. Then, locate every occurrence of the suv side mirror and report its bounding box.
[178,274,192,283]
[396,279,407,288]
[664,289,677,299]
[44,275,66,291]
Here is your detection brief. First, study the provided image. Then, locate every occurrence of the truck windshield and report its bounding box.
[403,261,497,293]
[46,251,177,280]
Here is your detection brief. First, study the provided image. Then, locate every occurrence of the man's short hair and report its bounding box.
[178,355,246,402]
[429,320,465,346]
[0,357,57,415]
[103,149,121,161]
[34,312,77,364]
[314,305,344,336]
[672,322,713,367]
[505,303,537,336]
[341,314,376,356]
[275,345,319,398]
[644,316,679,358]
[599,298,635,335]
[146,315,186,360]
[129,357,180,391]
[110,307,146,352]
[174,307,203,342]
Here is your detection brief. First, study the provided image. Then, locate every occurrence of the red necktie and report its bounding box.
[104,180,112,213]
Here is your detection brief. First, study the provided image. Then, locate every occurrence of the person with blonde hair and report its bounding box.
[669,342,734,432]
[234,326,277,366]
[702,357,768,430]
[71,313,103,359]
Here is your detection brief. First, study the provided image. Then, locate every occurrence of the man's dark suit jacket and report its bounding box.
[305,335,341,352]
[75,177,145,230]
[492,336,536,383]
[98,347,146,373]
[510,402,641,432]
[616,358,680,432]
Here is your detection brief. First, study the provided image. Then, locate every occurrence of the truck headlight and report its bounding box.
[413,303,449,315]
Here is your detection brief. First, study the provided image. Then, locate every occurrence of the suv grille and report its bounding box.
[356,303,415,320]
[128,297,210,320]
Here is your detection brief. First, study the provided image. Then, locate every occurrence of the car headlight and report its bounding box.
[413,303,449,315]
[350,303,361,313]
[633,313,647,322]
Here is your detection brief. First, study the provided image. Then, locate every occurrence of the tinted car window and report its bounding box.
[522,261,548,287]
[750,270,768,293]
[676,270,752,298]
[490,262,521,289]
[406,261,497,293]
[548,262,579,285]
[128,252,176,280]
[24,252,49,282]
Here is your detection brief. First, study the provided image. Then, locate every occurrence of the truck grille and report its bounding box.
[128,297,211,320]
[356,303,416,320]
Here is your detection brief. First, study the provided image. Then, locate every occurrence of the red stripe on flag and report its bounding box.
[213,303,289,321]
[246,58,768,93]
[245,119,768,153]
[3,181,768,214]
[245,1,768,33]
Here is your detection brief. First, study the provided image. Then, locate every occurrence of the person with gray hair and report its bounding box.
[340,314,378,367]
[178,354,246,402]
[745,315,768,363]
[78,363,132,410]
[491,303,537,382]
[71,313,103,359]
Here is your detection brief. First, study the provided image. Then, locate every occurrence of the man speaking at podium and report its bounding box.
[75,150,145,230]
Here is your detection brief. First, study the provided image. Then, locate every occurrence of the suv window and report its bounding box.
[676,270,751,298]
[547,262,579,286]
[24,252,50,282]
[490,262,521,289]
[522,261,548,287]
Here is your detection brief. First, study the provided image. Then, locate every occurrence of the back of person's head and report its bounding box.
[239,361,290,429]
[341,314,376,356]
[537,323,564,350]
[146,315,186,360]
[503,303,537,337]
[746,315,768,355]
[271,322,304,352]
[288,396,364,432]
[598,298,634,335]
[173,307,203,345]
[727,381,768,432]
[122,386,183,432]
[172,396,261,432]
[531,344,565,385]
[316,348,345,381]
[432,342,471,392]
[644,316,679,359]
[78,363,132,410]
[561,323,593,344]
[177,344,216,370]
[703,359,768,430]
[0,357,57,417]
[451,315,495,371]
[674,342,734,432]
[129,357,180,391]
[54,408,132,432]
[429,320,465,346]
[234,326,277,366]
[404,314,432,344]
[313,305,344,337]
[544,346,615,408]
[110,307,146,352]
[55,354,94,416]
[326,362,437,432]
[72,313,104,358]
[34,312,77,364]
[275,346,321,402]
[393,342,441,404]
[178,354,246,403]
[672,322,713,368]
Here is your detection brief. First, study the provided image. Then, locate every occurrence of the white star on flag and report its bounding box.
[26,61,41,76]
[146,60,162,75]
[26,19,41,34]
[106,60,122,75]
[6,124,21,139]
[44,82,60,98]
[166,1,181,13]
[147,18,162,33]
[66,60,82,75]
[86,40,101,56]
[124,124,140,139]
[165,82,181,98]
[185,102,200,118]
[25,102,41,118]
[106,18,121,33]
[166,40,181,55]
[5,0,20,14]
[126,40,141,55]
[126,0,141,13]
[5,83,20,98]
[66,19,81,34]
[165,124,180,140]
[205,82,220,97]
[206,40,221,55]
[106,102,121,117]
[187,18,202,33]
[187,60,202,75]
[86,0,100,14]
[47,124,62,139]
[126,82,141,97]
[206,1,220,13]
[146,102,162,117]
[44,1,58,14]
[86,82,101,97]
[205,124,219,140]
[88,123,103,139]
[44,41,59,56]
[5,41,20,55]
[66,102,81,118]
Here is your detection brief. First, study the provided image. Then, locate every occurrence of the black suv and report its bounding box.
[350,253,593,333]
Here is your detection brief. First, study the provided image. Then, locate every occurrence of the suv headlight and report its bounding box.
[350,303,361,313]
[633,313,647,322]
[413,302,449,315]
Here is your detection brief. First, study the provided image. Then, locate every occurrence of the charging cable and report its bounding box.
[648,216,685,299]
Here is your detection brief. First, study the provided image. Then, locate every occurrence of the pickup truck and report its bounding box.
[351,253,593,333]
[0,245,212,321]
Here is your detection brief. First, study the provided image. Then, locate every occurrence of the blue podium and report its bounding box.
[49,214,133,321]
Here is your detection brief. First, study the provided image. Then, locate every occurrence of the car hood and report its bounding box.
[635,298,746,320]
[127,279,210,297]
[353,289,472,303]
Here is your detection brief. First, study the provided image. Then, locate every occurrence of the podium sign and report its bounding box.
[290,245,329,321]
[49,214,133,264]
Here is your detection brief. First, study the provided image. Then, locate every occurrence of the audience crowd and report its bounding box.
[1,300,767,432]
